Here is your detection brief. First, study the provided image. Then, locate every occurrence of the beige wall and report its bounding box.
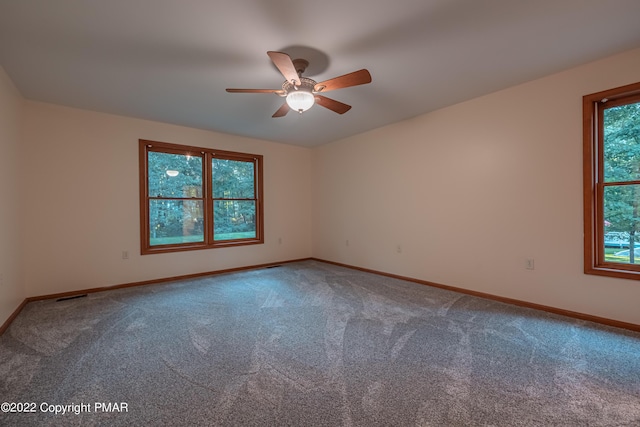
[312,48,640,325]
[0,67,25,324]
[21,102,312,297]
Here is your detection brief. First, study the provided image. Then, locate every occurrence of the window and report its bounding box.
[139,140,263,254]
[584,81,640,279]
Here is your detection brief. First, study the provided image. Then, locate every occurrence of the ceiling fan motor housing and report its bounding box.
[282,77,317,94]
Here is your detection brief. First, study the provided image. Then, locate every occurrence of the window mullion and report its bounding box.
[204,151,213,246]
[602,180,640,187]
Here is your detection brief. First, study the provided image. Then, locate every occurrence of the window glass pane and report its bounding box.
[212,158,255,199]
[214,200,256,240]
[603,184,640,264]
[149,200,204,246]
[148,151,203,197]
[604,101,640,183]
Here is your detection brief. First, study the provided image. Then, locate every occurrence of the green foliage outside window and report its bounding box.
[212,159,256,240]
[603,102,640,263]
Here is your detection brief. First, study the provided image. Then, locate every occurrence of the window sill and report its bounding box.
[141,238,264,255]
[585,264,640,280]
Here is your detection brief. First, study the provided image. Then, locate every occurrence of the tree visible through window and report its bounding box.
[212,158,257,241]
[140,140,263,254]
[584,82,640,279]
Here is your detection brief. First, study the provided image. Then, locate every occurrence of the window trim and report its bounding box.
[139,139,264,255]
[583,81,640,279]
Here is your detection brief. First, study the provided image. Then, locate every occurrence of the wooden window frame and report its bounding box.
[583,81,640,279]
[139,139,264,255]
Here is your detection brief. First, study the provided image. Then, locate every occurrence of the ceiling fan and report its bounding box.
[226,51,372,118]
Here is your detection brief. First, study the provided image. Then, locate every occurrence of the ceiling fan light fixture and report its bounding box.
[286,90,315,113]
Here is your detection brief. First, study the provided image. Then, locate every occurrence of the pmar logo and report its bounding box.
[94,402,128,412]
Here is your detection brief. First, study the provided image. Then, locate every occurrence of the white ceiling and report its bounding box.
[1,0,639,147]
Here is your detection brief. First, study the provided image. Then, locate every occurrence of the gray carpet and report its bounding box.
[0,260,639,426]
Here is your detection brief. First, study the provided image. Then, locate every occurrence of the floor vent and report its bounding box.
[56,294,88,302]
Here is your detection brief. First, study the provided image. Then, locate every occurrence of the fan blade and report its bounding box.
[226,88,285,95]
[272,102,290,118]
[314,69,372,92]
[267,51,301,86]
[315,95,352,114]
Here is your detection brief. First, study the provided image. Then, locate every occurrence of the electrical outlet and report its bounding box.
[396,245,402,254]
[122,251,129,260]
[525,258,535,270]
